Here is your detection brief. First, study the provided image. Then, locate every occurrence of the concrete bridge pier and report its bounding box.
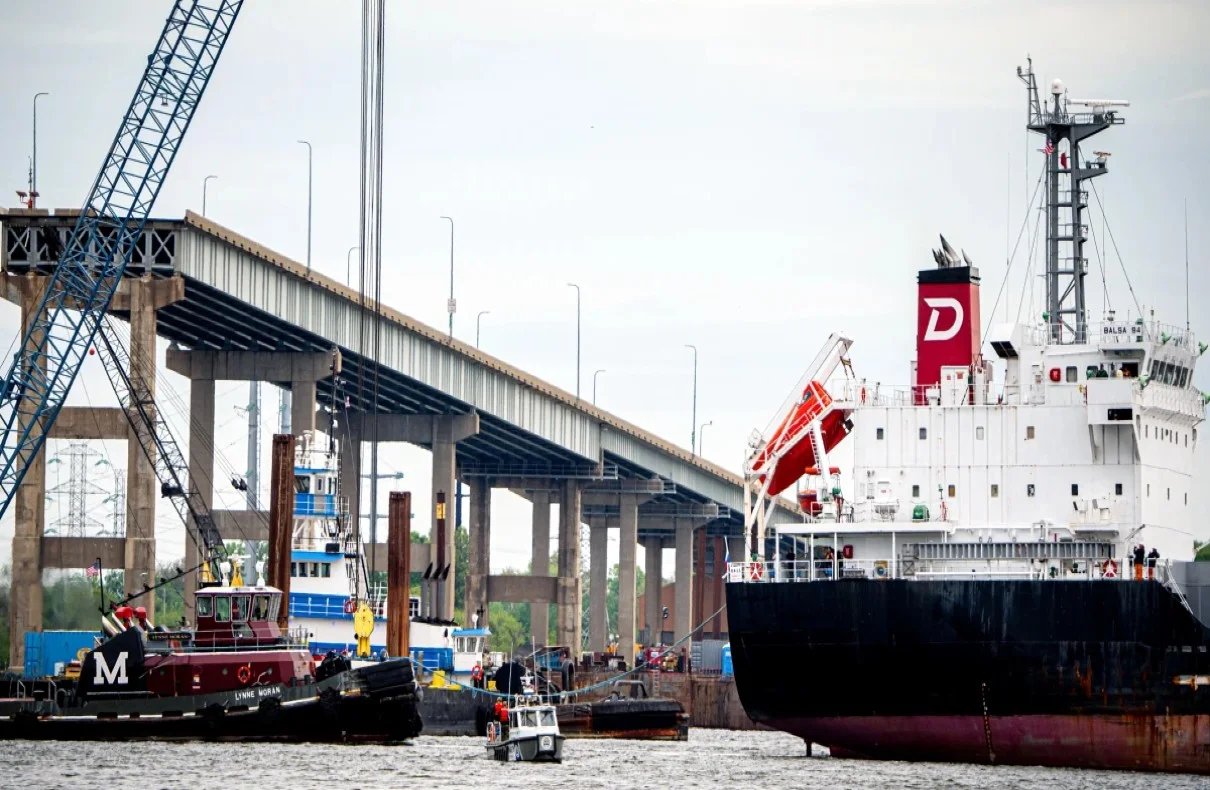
[642,536,667,645]
[465,475,492,628]
[556,479,582,652]
[530,490,552,646]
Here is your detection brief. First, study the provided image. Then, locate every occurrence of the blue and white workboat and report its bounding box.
[285,429,493,678]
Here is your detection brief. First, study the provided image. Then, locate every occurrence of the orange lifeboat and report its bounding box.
[749,381,852,497]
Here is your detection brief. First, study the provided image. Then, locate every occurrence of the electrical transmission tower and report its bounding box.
[47,442,106,537]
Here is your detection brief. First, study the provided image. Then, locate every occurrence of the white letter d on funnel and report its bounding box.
[923,298,964,342]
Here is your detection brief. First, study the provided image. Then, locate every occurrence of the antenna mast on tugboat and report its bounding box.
[1018,59,1127,344]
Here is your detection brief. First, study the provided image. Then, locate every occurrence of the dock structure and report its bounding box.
[1,207,799,669]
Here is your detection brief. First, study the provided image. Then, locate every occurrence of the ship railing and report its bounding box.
[727,558,900,582]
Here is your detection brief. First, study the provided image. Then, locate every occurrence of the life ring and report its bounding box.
[471,664,483,682]
[748,562,763,581]
[1103,559,1118,579]
[860,386,867,405]
[343,598,356,614]
[237,664,252,685]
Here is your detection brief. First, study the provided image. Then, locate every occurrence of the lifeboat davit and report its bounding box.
[749,381,851,498]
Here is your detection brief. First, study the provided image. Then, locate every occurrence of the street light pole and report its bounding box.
[202,174,217,216]
[476,310,490,348]
[568,283,581,399]
[699,420,713,457]
[593,369,605,405]
[441,216,455,338]
[346,246,359,288]
[685,345,698,455]
[32,92,48,208]
[297,140,312,271]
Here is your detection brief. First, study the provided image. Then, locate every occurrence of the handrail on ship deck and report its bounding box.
[726,557,1182,584]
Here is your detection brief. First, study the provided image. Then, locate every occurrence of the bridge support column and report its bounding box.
[616,495,639,664]
[644,538,664,645]
[674,521,694,652]
[291,378,317,438]
[556,479,582,652]
[185,376,216,623]
[122,276,182,619]
[588,524,608,654]
[531,490,552,647]
[466,476,491,628]
[8,275,49,670]
[339,426,361,543]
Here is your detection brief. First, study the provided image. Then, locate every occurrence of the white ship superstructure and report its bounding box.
[286,429,489,675]
[741,60,1207,582]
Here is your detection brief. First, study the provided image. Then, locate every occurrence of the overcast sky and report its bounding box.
[2,0,1208,576]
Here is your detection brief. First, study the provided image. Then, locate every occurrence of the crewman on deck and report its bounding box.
[1147,547,1160,581]
[1133,544,1146,581]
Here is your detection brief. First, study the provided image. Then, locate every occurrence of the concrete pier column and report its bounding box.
[588,524,608,653]
[531,490,552,647]
[466,477,491,627]
[185,377,216,623]
[124,277,159,617]
[8,275,49,670]
[290,378,316,438]
[616,496,639,664]
[674,522,694,650]
[644,538,663,644]
[556,479,582,652]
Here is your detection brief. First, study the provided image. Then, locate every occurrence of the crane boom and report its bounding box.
[0,2,243,530]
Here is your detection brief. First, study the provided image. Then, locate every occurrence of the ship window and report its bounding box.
[947,484,956,498]
[919,427,927,440]
[1147,484,1151,497]
[251,594,271,621]
[196,595,213,617]
[1167,488,1171,501]
[990,484,999,498]
[1185,493,1189,506]
[1115,483,1123,496]
[1027,484,1036,497]
[315,477,324,494]
[541,709,556,726]
[976,426,984,440]
[911,484,920,498]
[295,476,311,494]
[311,563,321,577]
[876,427,884,440]
[1026,426,1036,440]
[1145,424,1149,439]
[290,562,297,578]
[269,594,281,622]
[214,596,231,622]
[1071,484,1079,496]
[1107,408,1132,421]
[231,595,250,622]
[321,563,331,578]
[1065,366,1077,383]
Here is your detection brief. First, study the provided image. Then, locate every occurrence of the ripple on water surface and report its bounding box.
[5,729,1207,790]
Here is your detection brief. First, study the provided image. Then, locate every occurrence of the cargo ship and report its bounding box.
[726,60,1210,775]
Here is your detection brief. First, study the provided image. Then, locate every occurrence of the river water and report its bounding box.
[5,729,1205,789]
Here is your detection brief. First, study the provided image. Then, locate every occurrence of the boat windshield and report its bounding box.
[539,709,556,727]
[519,710,539,728]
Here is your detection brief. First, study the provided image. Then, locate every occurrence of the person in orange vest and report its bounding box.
[1132,544,1146,581]
[1147,547,1160,581]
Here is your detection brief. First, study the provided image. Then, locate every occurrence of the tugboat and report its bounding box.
[0,432,424,742]
[485,696,565,763]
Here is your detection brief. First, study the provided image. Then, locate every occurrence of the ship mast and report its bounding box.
[1018,59,1126,344]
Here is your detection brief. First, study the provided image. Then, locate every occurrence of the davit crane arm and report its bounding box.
[742,332,854,560]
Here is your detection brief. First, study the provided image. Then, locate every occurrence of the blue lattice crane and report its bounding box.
[0,1,244,581]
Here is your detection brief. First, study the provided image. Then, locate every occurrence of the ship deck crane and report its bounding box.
[0,0,244,585]
[743,332,855,559]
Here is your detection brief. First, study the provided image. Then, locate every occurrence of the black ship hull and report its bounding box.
[725,578,1210,774]
[0,657,423,743]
